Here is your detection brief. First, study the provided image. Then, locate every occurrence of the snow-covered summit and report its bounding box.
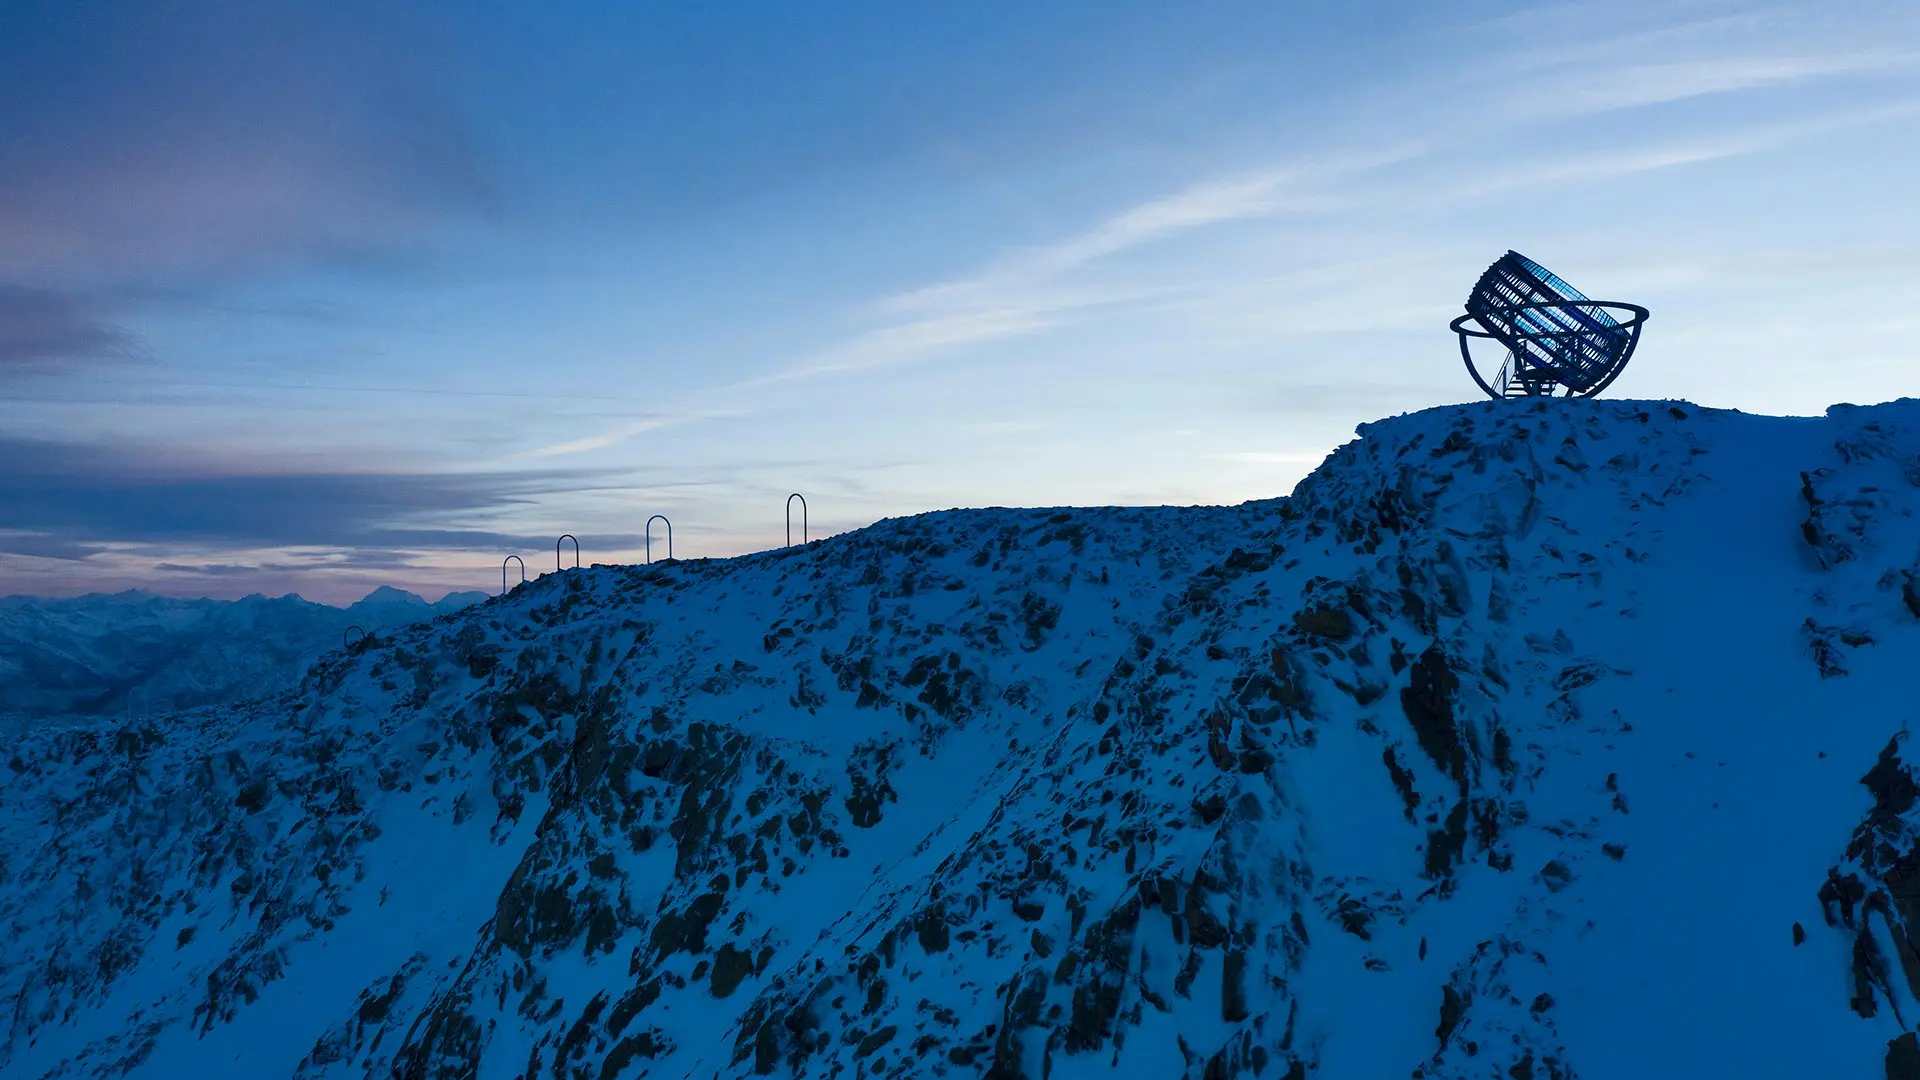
[4,397,1918,1079]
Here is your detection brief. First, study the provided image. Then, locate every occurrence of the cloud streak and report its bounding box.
[514,409,747,461]
[758,4,1919,391]
[1418,96,1920,206]
[0,436,629,561]
[0,286,136,368]
[758,151,1416,383]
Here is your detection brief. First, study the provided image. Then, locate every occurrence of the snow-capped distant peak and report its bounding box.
[349,585,431,608]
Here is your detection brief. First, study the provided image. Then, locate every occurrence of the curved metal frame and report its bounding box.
[502,554,526,595]
[1451,300,1648,400]
[344,625,367,651]
[556,534,580,572]
[786,493,808,547]
[646,515,673,563]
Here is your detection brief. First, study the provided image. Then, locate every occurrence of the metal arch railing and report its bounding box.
[502,554,526,595]
[344,625,367,651]
[556,534,580,572]
[646,515,673,563]
[786,493,808,547]
[783,495,806,545]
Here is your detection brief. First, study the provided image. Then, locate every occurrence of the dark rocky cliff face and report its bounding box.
[4,397,1918,1079]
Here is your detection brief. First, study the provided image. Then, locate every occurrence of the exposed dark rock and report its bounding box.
[1383,747,1420,823]
[855,1024,897,1058]
[1889,1032,1920,1080]
[1065,899,1141,1053]
[652,892,724,959]
[1221,947,1249,1022]
[1436,984,1466,1048]
[916,905,950,954]
[1537,860,1574,893]
[711,944,753,998]
[1864,738,1918,822]
[1292,605,1354,641]
[1402,644,1466,788]
[1424,801,1470,881]
[985,971,1048,1080]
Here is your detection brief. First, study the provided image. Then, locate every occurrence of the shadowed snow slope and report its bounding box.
[5,397,1920,1080]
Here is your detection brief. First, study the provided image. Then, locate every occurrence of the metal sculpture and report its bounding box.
[646,515,673,563]
[786,493,808,547]
[556,534,580,572]
[1450,251,1647,399]
[344,625,367,651]
[502,554,526,595]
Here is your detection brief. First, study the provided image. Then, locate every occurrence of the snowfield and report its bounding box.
[4,396,1919,1079]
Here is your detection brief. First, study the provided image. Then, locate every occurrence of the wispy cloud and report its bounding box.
[1449,3,1920,130]
[1422,96,1920,204]
[512,409,743,460]
[1532,52,1916,120]
[774,286,1173,381]
[760,1,1919,394]
[880,168,1345,315]
[153,562,259,577]
[0,435,630,561]
[0,285,137,368]
[763,151,1417,382]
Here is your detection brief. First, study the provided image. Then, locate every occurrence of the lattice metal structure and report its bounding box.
[1450,251,1647,399]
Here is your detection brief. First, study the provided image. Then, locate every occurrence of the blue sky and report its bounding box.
[3,0,1917,602]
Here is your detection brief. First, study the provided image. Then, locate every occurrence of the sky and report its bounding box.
[2,0,1917,603]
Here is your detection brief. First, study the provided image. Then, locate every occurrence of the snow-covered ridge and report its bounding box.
[0,587,486,725]
[3,397,1917,1079]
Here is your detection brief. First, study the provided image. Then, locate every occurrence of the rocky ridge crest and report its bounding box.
[4,398,1918,1079]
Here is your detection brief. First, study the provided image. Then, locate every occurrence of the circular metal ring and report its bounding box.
[1452,301,1649,400]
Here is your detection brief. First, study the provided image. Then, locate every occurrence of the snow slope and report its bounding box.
[3,397,1918,1079]
[0,587,486,726]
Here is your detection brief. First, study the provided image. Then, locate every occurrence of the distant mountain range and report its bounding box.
[0,586,488,725]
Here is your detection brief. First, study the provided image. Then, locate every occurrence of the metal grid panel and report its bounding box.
[1466,251,1630,392]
